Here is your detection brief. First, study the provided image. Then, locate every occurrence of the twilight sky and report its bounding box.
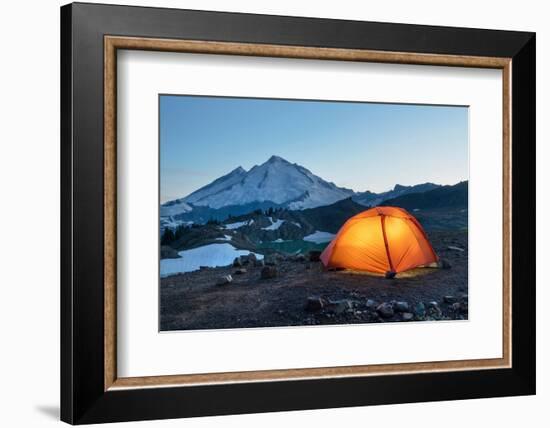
[160,95,468,203]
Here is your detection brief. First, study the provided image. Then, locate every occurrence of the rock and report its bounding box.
[385,270,396,279]
[328,299,353,314]
[254,258,265,267]
[233,257,243,267]
[438,259,452,269]
[376,302,394,318]
[451,302,462,312]
[443,295,457,304]
[427,303,442,318]
[247,253,257,264]
[234,268,247,275]
[413,302,426,318]
[366,299,377,309]
[264,255,278,266]
[295,253,306,262]
[260,266,277,279]
[305,296,325,311]
[426,301,439,309]
[394,301,409,312]
[160,245,179,259]
[216,274,233,286]
[309,250,322,262]
[402,312,414,321]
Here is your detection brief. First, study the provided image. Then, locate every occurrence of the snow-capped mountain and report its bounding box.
[163,155,354,215]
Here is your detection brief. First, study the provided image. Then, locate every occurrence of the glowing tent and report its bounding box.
[320,206,438,274]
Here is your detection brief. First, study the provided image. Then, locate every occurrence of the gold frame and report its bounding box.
[104,36,512,391]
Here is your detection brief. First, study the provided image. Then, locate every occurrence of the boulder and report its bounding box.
[328,299,353,314]
[401,312,414,321]
[295,253,306,262]
[426,301,439,309]
[233,257,243,267]
[376,302,394,318]
[160,245,180,259]
[453,301,468,315]
[308,250,322,262]
[264,255,278,266]
[254,258,265,267]
[451,302,462,312]
[305,296,325,311]
[216,275,233,286]
[247,253,257,264]
[393,301,410,313]
[234,268,247,275]
[413,302,426,318]
[443,295,457,304]
[260,266,277,279]
[427,304,442,318]
[366,299,377,309]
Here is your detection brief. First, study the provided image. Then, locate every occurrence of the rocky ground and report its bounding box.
[160,230,468,331]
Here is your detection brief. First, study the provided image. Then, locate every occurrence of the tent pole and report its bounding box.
[380,215,395,273]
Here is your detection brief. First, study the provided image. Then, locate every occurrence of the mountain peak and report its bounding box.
[231,166,246,174]
[266,155,289,164]
[393,184,408,191]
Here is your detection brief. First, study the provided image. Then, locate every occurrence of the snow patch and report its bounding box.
[303,231,336,244]
[160,201,193,217]
[262,217,285,230]
[216,235,233,241]
[224,220,252,230]
[160,243,263,277]
[160,217,193,230]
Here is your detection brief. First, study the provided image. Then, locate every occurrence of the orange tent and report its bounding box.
[320,206,438,274]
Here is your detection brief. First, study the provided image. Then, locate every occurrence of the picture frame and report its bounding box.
[60,2,535,424]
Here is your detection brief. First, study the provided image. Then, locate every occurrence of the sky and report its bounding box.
[160,95,468,203]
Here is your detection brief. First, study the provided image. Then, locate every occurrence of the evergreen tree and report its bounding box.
[161,228,175,245]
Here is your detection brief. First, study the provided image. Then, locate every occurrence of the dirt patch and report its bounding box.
[160,230,468,331]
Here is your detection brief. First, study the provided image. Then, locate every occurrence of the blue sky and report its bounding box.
[160,95,468,203]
